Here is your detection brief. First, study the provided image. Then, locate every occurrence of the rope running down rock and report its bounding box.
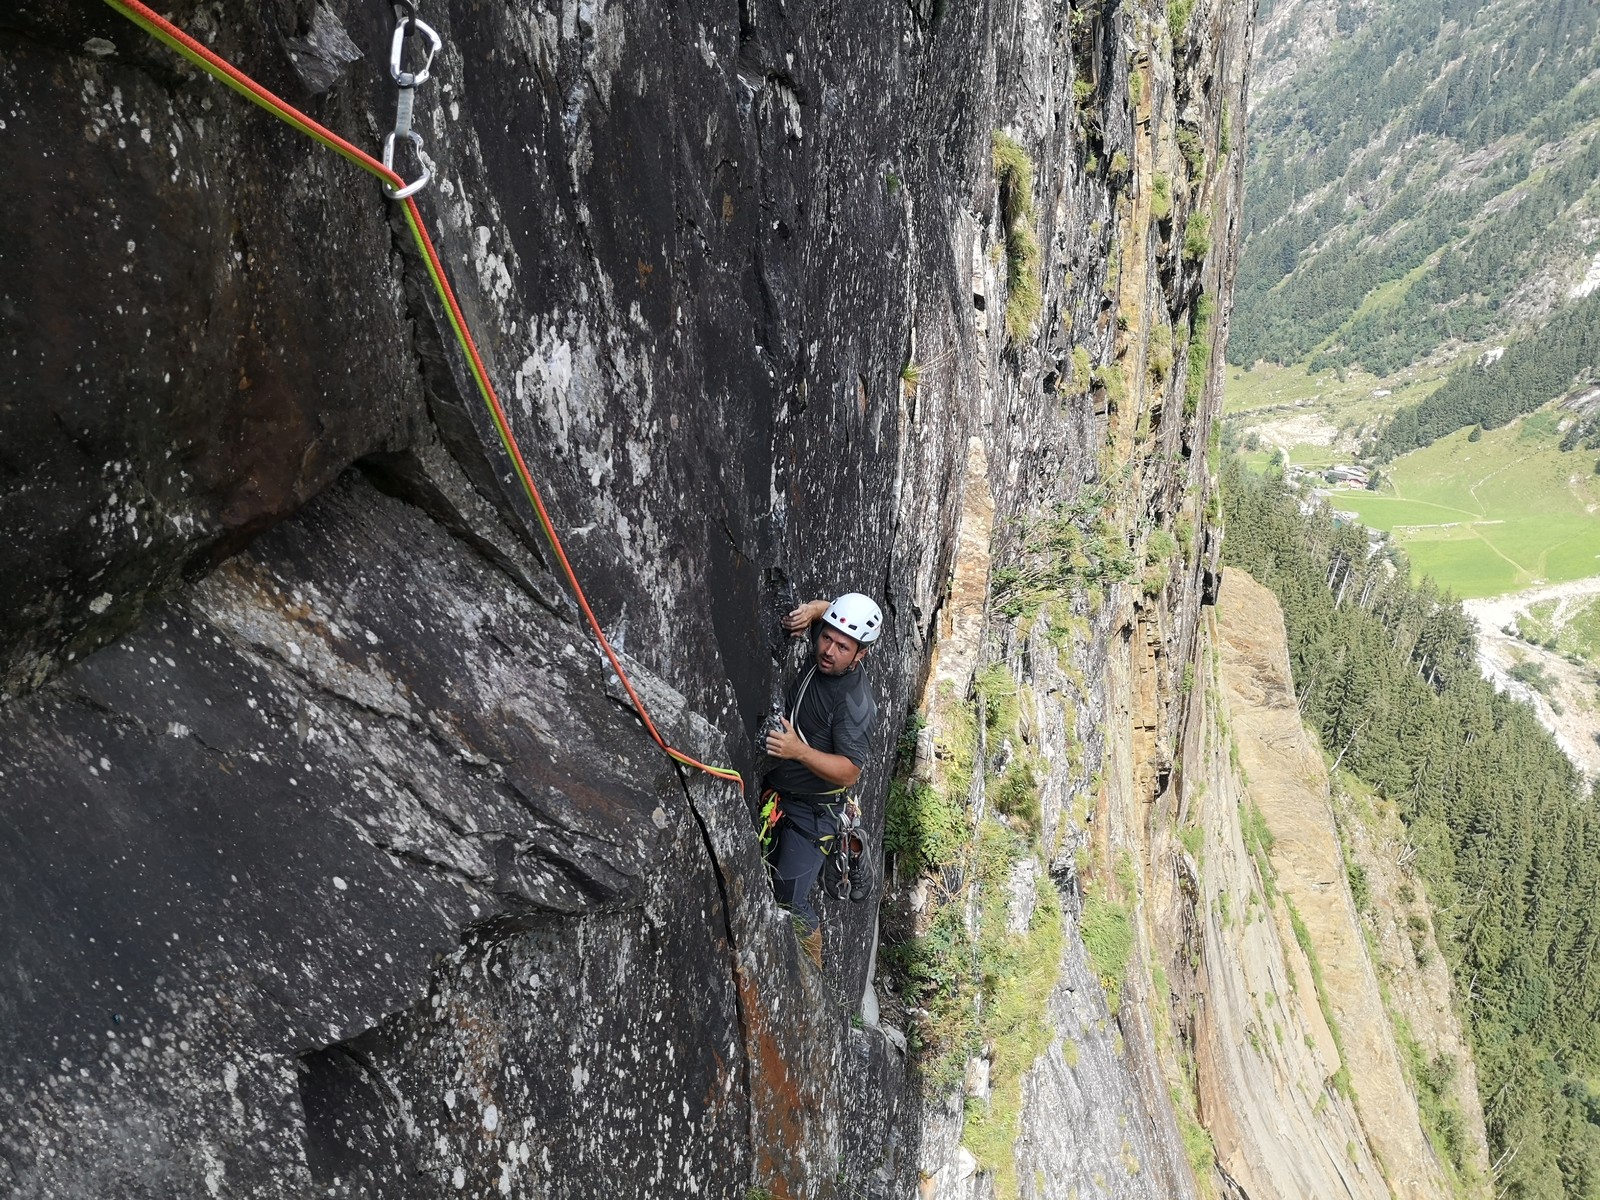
[99,0,745,788]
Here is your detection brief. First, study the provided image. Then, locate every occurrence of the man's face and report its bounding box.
[815,625,867,676]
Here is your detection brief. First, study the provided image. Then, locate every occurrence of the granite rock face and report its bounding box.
[1,0,1251,1195]
[1185,573,1459,1199]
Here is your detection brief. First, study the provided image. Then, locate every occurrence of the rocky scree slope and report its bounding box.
[0,0,1246,1195]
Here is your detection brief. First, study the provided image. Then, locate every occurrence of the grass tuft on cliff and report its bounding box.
[1185,293,1215,416]
[993,133,1042,342]
[885,667,1070,1198]
[991,486,1135,622]
[1080,850,1141,1015]
[884,685,974,874]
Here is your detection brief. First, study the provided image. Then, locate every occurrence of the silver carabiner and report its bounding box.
[389,16,441,88]
[382,129,430,199]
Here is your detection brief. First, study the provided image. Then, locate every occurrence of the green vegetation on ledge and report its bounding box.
[885,689,973,877]
[882,666,1067,1200]
[994,133,1043,342]
[991,485,1135,621]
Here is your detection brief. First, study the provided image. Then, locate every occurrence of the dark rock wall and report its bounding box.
[0,0,1250,1195]
[0,1,428,699]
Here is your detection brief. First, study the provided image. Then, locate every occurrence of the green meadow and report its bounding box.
[1323,412,1600,598]
[1224,360,1448,423]
[1241,443,1342,473]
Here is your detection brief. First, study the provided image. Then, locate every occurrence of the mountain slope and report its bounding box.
[1233,0,1600,406]
[1196,570,1480,1198]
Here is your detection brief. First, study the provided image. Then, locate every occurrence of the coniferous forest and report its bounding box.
[1223,457,1600,1199]
[1234,0,1600,385]
[1373,289,1600,461]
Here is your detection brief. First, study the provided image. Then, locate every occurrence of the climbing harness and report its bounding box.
[100,0,743,789]
[763,790,874,903]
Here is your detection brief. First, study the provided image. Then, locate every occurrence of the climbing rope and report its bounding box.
[100,0,745,788]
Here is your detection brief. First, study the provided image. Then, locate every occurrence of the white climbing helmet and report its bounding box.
[823,593,883,646]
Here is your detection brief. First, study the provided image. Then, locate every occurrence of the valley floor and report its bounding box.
[1230,390,1600,778]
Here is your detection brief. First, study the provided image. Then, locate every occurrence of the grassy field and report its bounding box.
[1243,443,1343,471]
[1224,360,1449,424]
[1325,414,1600,598]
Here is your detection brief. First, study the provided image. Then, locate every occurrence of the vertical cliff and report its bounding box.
[1,0,1252,1196]
[1187,572,1469,1198]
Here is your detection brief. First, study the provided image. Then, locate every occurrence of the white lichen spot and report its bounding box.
[471,225,515,305]
[200,1145,225,1197]
[571,1063,590,1092]
[483,1103,499,1132]
[332,876,348,891]
[88,593,113,614]
[452,1166,466,1189]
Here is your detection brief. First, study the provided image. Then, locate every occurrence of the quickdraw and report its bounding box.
[380,7,440,199]
[828,804,875,902]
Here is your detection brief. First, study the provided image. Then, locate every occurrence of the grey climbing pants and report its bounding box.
[762,795,839,937]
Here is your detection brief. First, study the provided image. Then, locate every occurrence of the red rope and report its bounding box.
[400,205,743,784]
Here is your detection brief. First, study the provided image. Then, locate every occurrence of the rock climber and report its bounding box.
[759,592,882,970]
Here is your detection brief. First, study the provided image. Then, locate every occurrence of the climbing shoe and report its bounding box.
[799,927,823,971]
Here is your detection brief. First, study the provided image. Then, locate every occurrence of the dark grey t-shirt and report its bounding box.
[764,662,878,798]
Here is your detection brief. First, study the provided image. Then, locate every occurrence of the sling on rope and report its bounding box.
[100,0,744,789]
